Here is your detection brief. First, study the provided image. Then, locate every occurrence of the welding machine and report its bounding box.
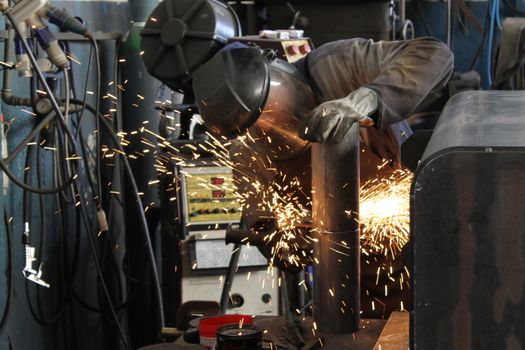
[178,163,279,316]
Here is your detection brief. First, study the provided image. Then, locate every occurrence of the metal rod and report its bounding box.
[219,243,241,315]
[399,0,406,26]
[1,24,31,106]
[311,124,360,334]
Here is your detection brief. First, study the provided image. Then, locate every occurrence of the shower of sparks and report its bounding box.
[356,169,413,257]
[240,174,314,269]
[108,78,413,316]
[125,119,315,269]
[126,113,412,271]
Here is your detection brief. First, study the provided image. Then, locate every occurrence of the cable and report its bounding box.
[469,2,492,71]
[70,99,166,333]
[73,178,131,350]
[495,0,502,30]
[73,41,94,139]
[64,106,130,349]
[0,10,77,194]
[69,66,105,212]
[486,0,499,88]
[0,149,75,194]
[0,209,12,330]
[23,136,73,327]
[3,11,66,138]
[4,110,63,164]
[3,12,131,347]
[89,36,103,209]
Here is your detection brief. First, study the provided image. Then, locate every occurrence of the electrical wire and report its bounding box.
[486,0,497,87]
[22,138,55,327]
[495,0,503,30]
[486,0,501,88]
[24,144,68,327]
[469,2,492,71]
[73,41,94,139]
[70,99,166,333]
[72,177,131,350]
[89,36,103,209]
[0,13,77,194]
[37,105,129,321]
[0,108,76,193]
[0,151,75,194]
[3,11,131,348]
[63,70,131,348]
[4,110,63,164]
[68,53,106,212]
[3,9,160,347]
[0,209,12,330]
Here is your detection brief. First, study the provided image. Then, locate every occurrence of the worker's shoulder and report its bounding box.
[312,36,445,53]
[308,36,448,62]
[312,37,370,53]
[307,38,369,66]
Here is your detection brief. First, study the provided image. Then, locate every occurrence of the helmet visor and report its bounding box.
[245,62,317,161]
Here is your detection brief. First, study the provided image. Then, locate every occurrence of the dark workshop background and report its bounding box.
[0,0,518,349]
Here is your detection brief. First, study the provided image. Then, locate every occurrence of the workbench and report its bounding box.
[139,312,409,350]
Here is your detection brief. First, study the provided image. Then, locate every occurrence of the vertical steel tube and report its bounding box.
[399,0,406,26]
[312,125,360,334]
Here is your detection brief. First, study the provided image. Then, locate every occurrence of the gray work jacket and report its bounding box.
[304,36,454,164]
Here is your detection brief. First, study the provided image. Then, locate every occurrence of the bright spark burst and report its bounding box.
[356,169,413,257]
[139,116,412,269]
[236,173,313,269]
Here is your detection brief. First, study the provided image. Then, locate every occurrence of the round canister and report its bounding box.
[216,324,262,350]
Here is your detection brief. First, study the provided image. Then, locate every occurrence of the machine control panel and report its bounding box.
[180,165,241,229]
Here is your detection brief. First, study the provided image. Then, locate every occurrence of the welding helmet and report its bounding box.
[192,46,317,161]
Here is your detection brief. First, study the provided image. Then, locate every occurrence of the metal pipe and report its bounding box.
[219,243,241,315]
[390,0,396,40]
[311,124,360,334]
[2,25,31,106]
[399,0,406,26]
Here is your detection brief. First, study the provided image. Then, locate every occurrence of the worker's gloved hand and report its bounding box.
[299,87,379,143]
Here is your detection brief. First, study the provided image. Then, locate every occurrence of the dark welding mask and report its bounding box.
[192,47,317,161]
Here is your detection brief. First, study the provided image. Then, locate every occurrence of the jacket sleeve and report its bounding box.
[307,37,454,128]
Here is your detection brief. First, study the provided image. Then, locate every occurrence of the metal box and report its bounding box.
[411,91,525,349]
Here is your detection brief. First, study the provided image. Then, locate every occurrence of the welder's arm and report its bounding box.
[299,87,378,142]
[308,37,455,129]
[362,37,454,128]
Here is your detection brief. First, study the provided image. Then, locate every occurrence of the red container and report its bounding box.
[199,315,254,349]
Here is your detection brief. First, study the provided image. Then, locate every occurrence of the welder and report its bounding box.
[192,37,454,318]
